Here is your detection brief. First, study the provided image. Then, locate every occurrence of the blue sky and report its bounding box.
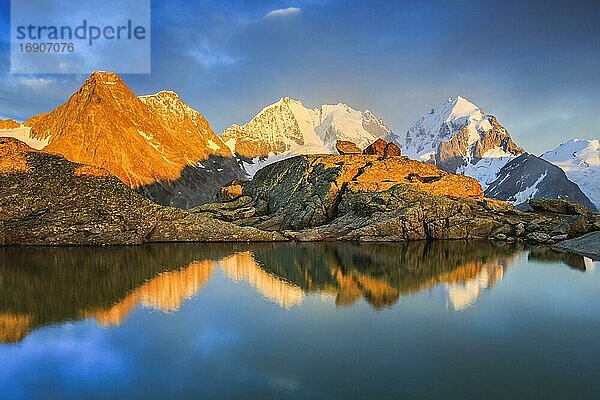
[0,0,599,153]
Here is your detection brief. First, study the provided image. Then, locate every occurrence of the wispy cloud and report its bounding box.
[189,44,238,68]
[264,7,302,19]
[15,78,54,90]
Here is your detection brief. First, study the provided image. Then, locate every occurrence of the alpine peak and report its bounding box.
[221,97,395,175]
[8,71,242,207]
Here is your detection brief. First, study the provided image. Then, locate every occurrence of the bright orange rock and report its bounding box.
[24,71,233,188]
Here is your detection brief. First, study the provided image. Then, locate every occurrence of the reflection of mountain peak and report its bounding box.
[86,260,216,326]
[219,252,304,309]
[444,260,507,311]
[0,242,523,343]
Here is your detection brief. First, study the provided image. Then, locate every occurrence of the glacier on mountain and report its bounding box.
[220,97,394,175]
[541,139,600,208]
[398,96,524,188]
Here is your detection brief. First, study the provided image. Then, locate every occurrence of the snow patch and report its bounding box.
[541,139,600,208]
[458,156,514,190]
[510,171,547,204]
[0,126,51,150]
[207,140,221,151]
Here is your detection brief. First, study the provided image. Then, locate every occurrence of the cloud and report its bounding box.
[16,78,54,90]
[189,45,238,68]
[264,7,302,19]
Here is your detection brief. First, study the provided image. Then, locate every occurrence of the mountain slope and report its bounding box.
[0,137,282,245]
[541,139,600,208]
[220,97,393,174]
[7,71,243,208]
[484,153,596,210]
[399,96,524,177]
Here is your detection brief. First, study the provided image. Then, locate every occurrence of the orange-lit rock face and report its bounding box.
[308,155,484,199]
[85,260,215,326]
[331,270,400,309]
[0,119,20,129]
[0,137,35,173]
[139,91,232,160]
[24,71,231,188]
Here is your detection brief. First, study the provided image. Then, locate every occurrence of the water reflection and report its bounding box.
[1,241,587,343]
[443,259,507,310]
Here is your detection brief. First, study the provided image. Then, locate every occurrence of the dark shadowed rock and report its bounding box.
[553,232,600,259]
[0,138,284,245]
[529,198,591,215]
[335,140,362,155]
[136,156,246,208]
[485,154,596,211]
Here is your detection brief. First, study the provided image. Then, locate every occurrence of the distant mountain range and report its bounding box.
[221,97,394,175]
[397,96,597,210]
[0,72,597,210]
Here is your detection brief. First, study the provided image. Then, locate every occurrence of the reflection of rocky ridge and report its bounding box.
[242,241,518,309]
[219,252,304,309]
[0,242,522,343]
[0,244,233,342]
[84,261,216,326]
[528,246,597,271]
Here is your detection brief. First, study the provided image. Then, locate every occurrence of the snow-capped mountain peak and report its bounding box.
[541,138,600,208]
[542,138,600,167]
[220,97,394,175]
[403,96,497,163]
[399,95,524,189]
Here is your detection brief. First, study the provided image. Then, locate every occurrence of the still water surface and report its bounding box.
[1,242,599,399]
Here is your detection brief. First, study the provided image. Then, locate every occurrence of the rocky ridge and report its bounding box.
[1,137,598,247]
[0,138,282,245]
[207,143,599,244]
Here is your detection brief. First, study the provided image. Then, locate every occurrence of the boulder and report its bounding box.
[363,139,387,156]
[529,198,591,215]
[217,179,247,202]
[335,140,362,155]
[383,142,402,157]
[363,139,402,158]
[527,232,551,243]
[553,232,600,259]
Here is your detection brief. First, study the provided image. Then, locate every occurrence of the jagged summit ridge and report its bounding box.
[220,97,394,175]
[400,96,524,172]
[16,71,235,189]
